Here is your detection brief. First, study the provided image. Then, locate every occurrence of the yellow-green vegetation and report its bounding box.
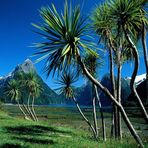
[0,105,147,148]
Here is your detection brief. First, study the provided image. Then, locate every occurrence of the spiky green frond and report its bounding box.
[84,53,104,77]
[24,72,43,98]
[92,0,147,41]
[4,80,21,102]
[55,70,78,99]
[107,0,147,38]
[92,3,114,34]
[33,1,98,77]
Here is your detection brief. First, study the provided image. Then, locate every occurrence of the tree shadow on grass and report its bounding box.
[5,125,72,136]
[4,125,73,146]
[0,143,26,148]
[12,136,55,144]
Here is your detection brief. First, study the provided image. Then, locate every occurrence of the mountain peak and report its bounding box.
[21,58,36,73]
[0,59,65,104]
[24,58,33,64]
[12,59,36,74]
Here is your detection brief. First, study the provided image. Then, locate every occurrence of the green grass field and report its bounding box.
[0,105,147,148]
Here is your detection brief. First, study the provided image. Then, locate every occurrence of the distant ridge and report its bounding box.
[68,73,131,107]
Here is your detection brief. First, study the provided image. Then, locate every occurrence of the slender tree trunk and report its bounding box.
[111,112,115,138]
[77,52,144,147]
[22,103,32,120]
[27,95,36,121]
[123,26,148,123]
[17,101,27,118]
[112,94,118,138]
[20,98,31,120]
[92,84,98,138]
[32,96,38,121]
[108,40,117,98]
[119,105,144,148]
[93,96,98,138]
[72,97,97,139]
[23,103,31,117]
[142,24,148,75]
[142,24,148,105]
[117,50,122,139]
[94,85,106,141]
[108,45,118,138]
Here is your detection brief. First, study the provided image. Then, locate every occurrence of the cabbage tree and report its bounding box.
[4,80,27,119]
[55,70,97,139]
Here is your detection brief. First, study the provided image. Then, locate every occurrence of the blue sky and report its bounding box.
[0,0,147,89]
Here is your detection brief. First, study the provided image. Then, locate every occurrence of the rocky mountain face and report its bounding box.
[99,74,131,107]
[0,59,65,105]
[73,73,131,106]
[75,82,93,106]
[0,59,36,88]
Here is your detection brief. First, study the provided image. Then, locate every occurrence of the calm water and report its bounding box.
[5,103,113,112]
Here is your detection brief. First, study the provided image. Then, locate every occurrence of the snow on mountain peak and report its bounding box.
[126,73,146,85]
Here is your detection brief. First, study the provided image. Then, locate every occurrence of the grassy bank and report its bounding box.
[0,105,147,147]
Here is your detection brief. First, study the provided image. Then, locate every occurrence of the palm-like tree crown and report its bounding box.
[92,3,114,40]
[92,3,117,62]
[33,1,97,76]
[93,0,147,43]
[107,0,147,38]
[25,72,42,98]
[84,53,103,78]
[5,80,21,102]
[55,71,78,99]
